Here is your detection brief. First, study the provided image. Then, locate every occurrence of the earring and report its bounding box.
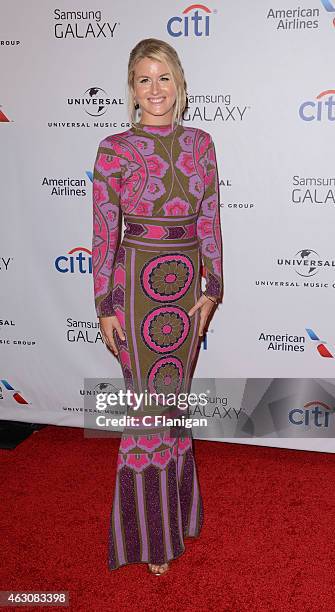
[134,100,139,109]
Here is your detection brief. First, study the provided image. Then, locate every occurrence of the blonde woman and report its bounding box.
[92,38,223,575]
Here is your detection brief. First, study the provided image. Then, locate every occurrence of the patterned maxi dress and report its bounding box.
[92,121,223,570]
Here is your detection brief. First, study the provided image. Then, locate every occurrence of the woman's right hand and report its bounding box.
[99,315,125,356]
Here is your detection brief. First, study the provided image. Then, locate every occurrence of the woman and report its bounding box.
[92,38,223,575]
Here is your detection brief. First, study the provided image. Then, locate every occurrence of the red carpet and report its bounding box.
[1,425,335,611]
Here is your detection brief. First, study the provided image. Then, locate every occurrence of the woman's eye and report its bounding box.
[138,77,169,84]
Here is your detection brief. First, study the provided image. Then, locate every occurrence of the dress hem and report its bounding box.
[107,531,202,571]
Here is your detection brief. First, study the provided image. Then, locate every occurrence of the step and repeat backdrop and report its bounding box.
[1,1,335,452]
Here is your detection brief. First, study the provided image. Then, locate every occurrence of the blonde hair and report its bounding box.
[127,38,188,129]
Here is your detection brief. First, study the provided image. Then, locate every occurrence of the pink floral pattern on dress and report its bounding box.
[121,160,139,181]
[152,449,173,469]
[146,155,169,178]
[127,135,155,156]
[201,236,220,260]
[178,437,192,454]
[126,453,151,472]
[92,193,120,304]
[96,152,120,177]
[92,125,223,316]
[107,175,121,194]
[197,217,213,239]
[122,174,141,205]
[201,194,216,217]
[140,124,175,137]
[213,257,222,276]
[162,432,177,446]
[120,436,137,453]
[162,197,190,216]
[195,130,223,299]
[103,203,119,229]
[93,179,109,207]
[143,177,166,201]
[133,201,154,216]
[189,174,203,199]
[94,275,108,294]
[175,151,195,177]
[136,434,163,451]
[178,130,194,152]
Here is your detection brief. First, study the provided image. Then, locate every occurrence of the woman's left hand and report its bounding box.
[188,294,218,337]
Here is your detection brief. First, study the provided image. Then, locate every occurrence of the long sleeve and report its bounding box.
[196,131,224,303]
[92,137,122,317]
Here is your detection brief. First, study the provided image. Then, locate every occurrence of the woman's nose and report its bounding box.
[150,81,160,94]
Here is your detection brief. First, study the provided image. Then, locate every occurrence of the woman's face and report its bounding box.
[133,57,177,124]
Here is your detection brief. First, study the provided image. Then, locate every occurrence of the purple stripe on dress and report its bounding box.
[112,472,126,566]
[115,245,125,265]
[177,450,184,482]
[112,286,125,308]
[130,248,142,392]
[99,290,115,316]
[123,237,199,247]
[198,491,204,534]
[188,461,200,536]
[124,214,198,222]
[144,464,165,564]
[160,467,173,559]
[135,472,149,561]
[179,448,194,537]
[119,465,141,563]
[167,456,184,557]
[108,508,117,568]
[175,465,185,545]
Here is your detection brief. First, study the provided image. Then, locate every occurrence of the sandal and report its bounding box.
[147,562,170,575]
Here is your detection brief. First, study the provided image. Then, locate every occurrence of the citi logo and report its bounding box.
[299,89,335,121]
[289,401,334,427]
[55,247,92,273]
[167,4,216,37]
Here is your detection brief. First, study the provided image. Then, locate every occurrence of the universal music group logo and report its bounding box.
[255,248,335,290]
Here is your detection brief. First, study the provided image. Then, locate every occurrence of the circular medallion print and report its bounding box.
[141,306,190,353]
[140,254,194,301]
[147,356,184,399]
